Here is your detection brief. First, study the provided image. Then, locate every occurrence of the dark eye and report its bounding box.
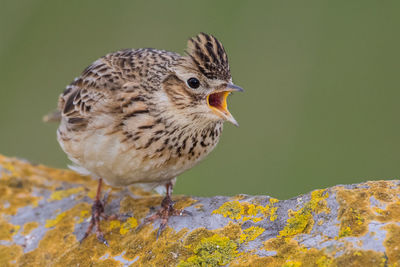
[187,77,200,89]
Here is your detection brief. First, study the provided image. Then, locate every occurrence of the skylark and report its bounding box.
[54,33,243,244]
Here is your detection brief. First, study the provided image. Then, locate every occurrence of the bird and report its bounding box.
[53,33,243,244]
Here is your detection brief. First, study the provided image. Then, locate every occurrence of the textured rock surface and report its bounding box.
[0,154,399,266]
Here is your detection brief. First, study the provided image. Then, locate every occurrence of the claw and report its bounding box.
[80,178,128,245]
[138,182,193,239]
[156,223,167,239]
[97,232,109,246]
[102,191,109,205]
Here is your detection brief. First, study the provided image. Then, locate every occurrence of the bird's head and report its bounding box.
[163,33,243,126]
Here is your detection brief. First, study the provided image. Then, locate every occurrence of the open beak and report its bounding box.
[207,83,244,126]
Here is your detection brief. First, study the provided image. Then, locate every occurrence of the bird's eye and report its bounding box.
[187,77,200,89]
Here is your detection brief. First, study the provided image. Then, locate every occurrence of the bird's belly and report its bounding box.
[60,129,210,187]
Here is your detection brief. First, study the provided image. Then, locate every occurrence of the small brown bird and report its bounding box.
[55,33,243,244]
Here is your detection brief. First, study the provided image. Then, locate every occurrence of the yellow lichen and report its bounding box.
[109,220,121,230]
[239,226,265,244]
[49,187,84,201]
[279,208,313,237]
[178,234,238,266]
[213,198,279,223]
[76,210,89,224]
[213,201,244,220]
[279,189,329,237]
[316,255,333,267]
[1,155,400,266]
[22,221,39,235]
[282,259,302,267]
[269,198,279,204]
[338,226,353,238]
[309,189,330,213]
[86,190,96,199]
[45,212,66,228]
[119,217,138,235]
[269,206,278,221]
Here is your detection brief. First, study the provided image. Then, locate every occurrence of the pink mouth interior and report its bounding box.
[208,92,224,109]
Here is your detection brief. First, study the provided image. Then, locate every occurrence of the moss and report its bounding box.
[178,234,238,267]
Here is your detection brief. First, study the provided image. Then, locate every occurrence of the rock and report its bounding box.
[0,154,399,266]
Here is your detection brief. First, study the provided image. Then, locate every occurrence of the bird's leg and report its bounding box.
[139,182,192,238]
[80,178,108,245]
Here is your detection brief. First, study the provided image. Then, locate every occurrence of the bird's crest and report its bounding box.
[186,33,231,81]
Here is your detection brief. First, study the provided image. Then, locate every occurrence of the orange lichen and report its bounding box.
[1,155,400,266]
[0,245,23,266]
[335,180,400,239]
[383,223,400,265]
[0,154,96,216]
[0,218,20,241]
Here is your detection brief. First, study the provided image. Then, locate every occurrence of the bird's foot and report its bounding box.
[80,192,130,246]
[138,195,192,238]
[80,198,108,245]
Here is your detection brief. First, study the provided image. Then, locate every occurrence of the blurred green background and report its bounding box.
[1,1,399,199]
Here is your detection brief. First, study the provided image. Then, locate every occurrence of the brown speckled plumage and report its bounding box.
[55,33,243,242]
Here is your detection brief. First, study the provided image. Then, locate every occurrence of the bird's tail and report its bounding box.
[42,110,61,123]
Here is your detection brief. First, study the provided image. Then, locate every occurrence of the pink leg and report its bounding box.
[138,182,192,238]
[80,178,129,245]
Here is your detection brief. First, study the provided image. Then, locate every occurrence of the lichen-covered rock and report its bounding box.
[0,154,399,266]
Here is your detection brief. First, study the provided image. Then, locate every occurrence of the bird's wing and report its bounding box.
[58,56,129,131]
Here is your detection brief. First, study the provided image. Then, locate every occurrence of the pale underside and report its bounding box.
[58,120,219,189]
